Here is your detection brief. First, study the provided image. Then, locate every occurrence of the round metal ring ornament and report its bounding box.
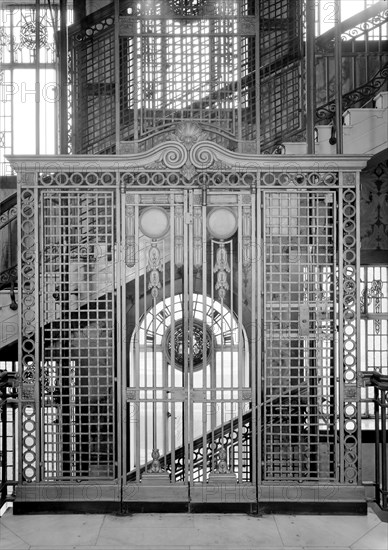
[139,207,170,239]
[206,207,238,240]
[164,319,213,371]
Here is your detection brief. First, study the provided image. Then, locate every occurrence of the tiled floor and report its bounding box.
[0,506,387,550]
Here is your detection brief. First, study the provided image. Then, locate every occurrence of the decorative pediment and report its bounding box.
[8,118,370,187]
[167,121,209,150]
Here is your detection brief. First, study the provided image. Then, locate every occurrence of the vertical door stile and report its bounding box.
[337,187,345,482]
[355,177,362,485]
[161,224,167,473]
[142,209,148,472]
[237,197,243,484]
[183,191,190,486]
[229,213,235,475]
[332,191,339,480]
[201,190,207,483]
[251,186,257,487]
[170,194,176,482]
[152,250,157,455]
[37,189,44,483]
[134,196,140,483]
[220,241,224,450]
[118,184,124,493]
[261,189,267,481]
[210,238,216,472]
[188,190,194,487]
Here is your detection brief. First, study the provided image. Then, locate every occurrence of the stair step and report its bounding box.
[374,91,388,109]
[283,92,388,155]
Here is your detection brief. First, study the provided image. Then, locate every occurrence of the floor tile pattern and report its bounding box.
[0,507,386,550]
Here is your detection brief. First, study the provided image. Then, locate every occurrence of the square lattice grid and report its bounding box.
[40,191,116,480]
[263,191,337,481]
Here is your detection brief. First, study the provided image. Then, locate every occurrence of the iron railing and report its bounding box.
[126,382,318,484]
[0,368,18,512]
[370,372,388,512]
[263,1,388,152]
[0,193,17,311]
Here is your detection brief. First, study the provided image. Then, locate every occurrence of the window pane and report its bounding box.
[13,68,36,154]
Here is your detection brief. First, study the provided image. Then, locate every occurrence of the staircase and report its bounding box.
[263,1,388,153]
[127,380,312,484]
[0,192,17,356]
[283,91,388,154]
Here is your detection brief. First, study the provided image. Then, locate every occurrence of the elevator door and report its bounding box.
[122,189,257,504]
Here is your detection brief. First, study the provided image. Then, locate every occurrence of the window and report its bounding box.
[0,3,64,175]
[360,266,388,420]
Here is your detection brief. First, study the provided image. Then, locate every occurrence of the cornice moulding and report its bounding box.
[7,152,370,174]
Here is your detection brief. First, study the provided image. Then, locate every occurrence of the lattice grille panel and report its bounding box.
[40,191,116,479]
[259,0,303,149]
[72,25,116,154]
[242,0,255,17]
[119,37,134,141]
[241,36,256,141]
[263,190,337,481]
[261,63,301,149]
[68,1,264,152]
[136,16,239,137]
[260,0,301,67]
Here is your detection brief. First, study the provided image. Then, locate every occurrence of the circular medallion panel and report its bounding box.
[139,207,170,239]
[207,207,237,239]
[165,319,213,371]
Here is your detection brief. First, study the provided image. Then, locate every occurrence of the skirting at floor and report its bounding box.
[0,505,387,550]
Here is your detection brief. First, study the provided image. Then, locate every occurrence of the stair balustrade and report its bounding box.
[0,194,17,312]
[370,372,388,512]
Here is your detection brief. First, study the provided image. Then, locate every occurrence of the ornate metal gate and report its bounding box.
[12,144,368,512]
[122,186,257,505]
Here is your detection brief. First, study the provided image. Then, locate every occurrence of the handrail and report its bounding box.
[0,193,18,310]
[127,382,310,482]
[316,1,388,48]
[0,193,17,230]
[0,193,17,216]
[370,371,388,512]
[127,409,252,483]
[316,61,388,123]
[263,60,388,152]
[68,0,132,37]
[0,371,18,511]
[269,3,388,150]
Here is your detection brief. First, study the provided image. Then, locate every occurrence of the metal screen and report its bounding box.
[15,182,118,483]
[70,1,261,153]
[121,2,241,146]
[263,189,337,481]
[70,17,116,154]
[259,0,303,150]
[15,148,364,506]
[40,188,116,479]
